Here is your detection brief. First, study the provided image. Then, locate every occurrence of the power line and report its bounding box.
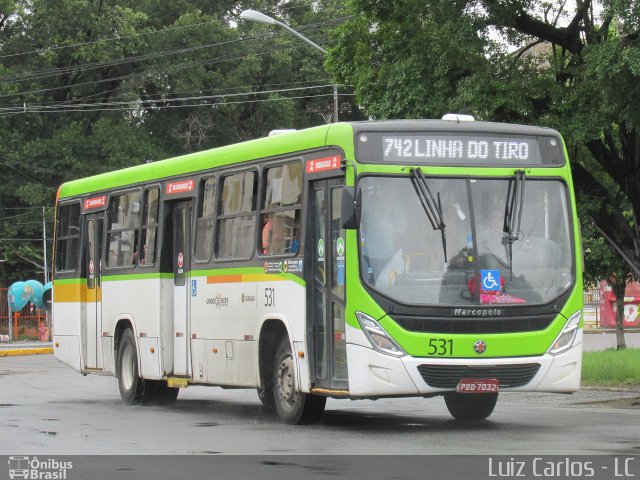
[0,20,337,89]
[0,1,324,60]
[0,34,332,100]
[0,221,54,226]
[0,211,40,221]
[5,78,333,109]
[0,36,255,83]
[0,238,51,241]
[0,207,53,210]
[0,38,334,105]
[0,84,339,113]
[5,93,354,115]
[0,19,220,60]
[0,79,334,111]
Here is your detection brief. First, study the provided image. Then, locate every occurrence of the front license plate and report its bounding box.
[456,378,500,393]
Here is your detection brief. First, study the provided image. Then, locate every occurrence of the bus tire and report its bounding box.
[443,392,498,421]
[272,336,326,424]
[257,385,275,412]
[116,328,155,405]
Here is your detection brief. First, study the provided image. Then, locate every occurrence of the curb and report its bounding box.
[0,347,53,357]
[584,329,640,334]
[581,385,640,393]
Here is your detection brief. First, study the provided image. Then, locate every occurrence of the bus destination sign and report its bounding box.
[382,135,541,164]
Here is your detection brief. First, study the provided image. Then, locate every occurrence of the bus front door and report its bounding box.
[83,214,104,370]
[171,200,192,377]
[308,177,348,391]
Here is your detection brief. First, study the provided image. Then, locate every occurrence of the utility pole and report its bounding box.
[42,206,48,284]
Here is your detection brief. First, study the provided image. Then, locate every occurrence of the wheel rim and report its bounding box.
[276,353,295,407]
[121,343,135,391]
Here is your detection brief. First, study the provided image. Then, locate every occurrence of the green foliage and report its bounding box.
[328,0,490,119]
[0,0,361,282]
[582,348,640,386]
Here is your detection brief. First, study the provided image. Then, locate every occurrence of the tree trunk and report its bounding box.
[611,281,627,350]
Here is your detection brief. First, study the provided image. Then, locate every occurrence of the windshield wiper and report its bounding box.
[502,169,526,276]
[410,167,447,262]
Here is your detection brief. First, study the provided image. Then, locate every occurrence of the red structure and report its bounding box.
[598,281,640,328]
[0,287,49,342]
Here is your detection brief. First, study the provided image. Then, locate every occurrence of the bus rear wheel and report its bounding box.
[116,328,178,405]
[272,337,326,424]
[117,328,148,405]
[444,392,498,420]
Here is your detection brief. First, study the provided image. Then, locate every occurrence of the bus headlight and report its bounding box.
[548,310,581,355]
[356,312,406,357]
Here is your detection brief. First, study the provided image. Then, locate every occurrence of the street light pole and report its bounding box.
[239,9,338,123]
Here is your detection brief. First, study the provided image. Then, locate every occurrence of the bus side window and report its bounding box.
[217,171,257,259]
[260,161,302,256]
[55,202,81,272]
[107,191,142,267]
[140,187,159,266]
[194,177,216,262]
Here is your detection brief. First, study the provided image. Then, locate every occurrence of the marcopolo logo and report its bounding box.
[8,456,73,480]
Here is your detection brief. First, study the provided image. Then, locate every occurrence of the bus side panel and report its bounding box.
[102,277,163,379]
[190,275,307,390]
[52,279,85,373]
[102,336,115,375]
[52,301,83,373]
[160,277,174,377]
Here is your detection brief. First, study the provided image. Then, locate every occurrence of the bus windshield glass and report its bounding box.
[359,176,574,306]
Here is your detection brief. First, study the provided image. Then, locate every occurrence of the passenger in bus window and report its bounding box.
[262,214,272,254]
[288,216,300,255]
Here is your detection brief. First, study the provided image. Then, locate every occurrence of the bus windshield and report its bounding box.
[359,176,574,306]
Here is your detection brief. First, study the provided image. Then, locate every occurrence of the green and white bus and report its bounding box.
[53,117,583,423]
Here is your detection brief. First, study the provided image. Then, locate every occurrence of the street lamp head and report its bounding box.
[238,8,335,121]
[239,9,278,26]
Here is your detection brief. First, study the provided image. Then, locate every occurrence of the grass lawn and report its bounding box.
[582,348,640,387]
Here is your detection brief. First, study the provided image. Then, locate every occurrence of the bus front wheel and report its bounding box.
[444,391,498,420]
[272,337,326,424]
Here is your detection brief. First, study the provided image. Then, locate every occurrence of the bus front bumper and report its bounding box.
[345,330,582,398]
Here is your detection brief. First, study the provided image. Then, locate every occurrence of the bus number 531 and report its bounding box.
[428,338,453,356]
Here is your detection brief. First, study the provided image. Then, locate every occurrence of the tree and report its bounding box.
[327,0,640,280]
[0,0,358,281]
[582,208,634,349]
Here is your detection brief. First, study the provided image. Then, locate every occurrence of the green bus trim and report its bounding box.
[58,123,356,199]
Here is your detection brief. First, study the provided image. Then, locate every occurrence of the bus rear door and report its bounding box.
[170,200,192,377]
[83,213,104,370]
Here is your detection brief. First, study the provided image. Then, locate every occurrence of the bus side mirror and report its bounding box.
[341,187,361,229]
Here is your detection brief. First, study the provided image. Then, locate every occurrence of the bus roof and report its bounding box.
[58,122,351,199]
[57,119,561,200]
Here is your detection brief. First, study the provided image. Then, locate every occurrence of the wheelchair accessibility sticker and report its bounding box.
[480,270,501,292]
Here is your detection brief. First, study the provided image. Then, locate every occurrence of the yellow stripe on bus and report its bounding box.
[54,283,102,303]
[207,273,288,284]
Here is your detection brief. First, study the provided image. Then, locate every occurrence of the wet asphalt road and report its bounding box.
[0,354,638,457]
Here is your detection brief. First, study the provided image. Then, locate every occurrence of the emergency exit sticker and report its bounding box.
[84,195,106,210]
[166,179,195,194]
[306,155,342,174]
